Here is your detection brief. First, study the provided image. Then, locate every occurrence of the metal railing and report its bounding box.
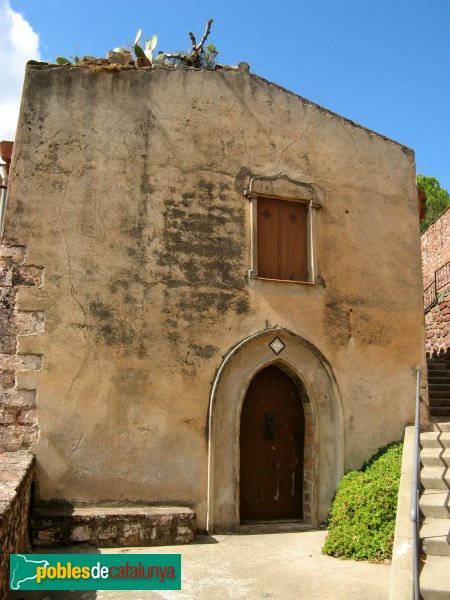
[411,368,421,600]
[424,260,450,312]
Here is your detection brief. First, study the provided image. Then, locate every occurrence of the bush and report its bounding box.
[322,441,403,561]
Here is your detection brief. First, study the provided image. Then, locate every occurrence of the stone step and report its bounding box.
[427,365,450,372]
[430,396,450,404]
[429,419,450,433]
[427,360,450,367]
[31,505,195,548]
[429,384,450,391]
[421,448,450,467]
[429,402,450,410]
[420,555,450,599]
[421,466,450,490]
[430,399,450,407]
[420,490,450,519]
[429,390,450,399]
[421,518,450,556]
[430,393,450,401]
[428,374,450,382]
[428,376,450,385]
[431,407,450,417]
[429,403,450,412]
[421,432,450,449]
[428,369,450,377]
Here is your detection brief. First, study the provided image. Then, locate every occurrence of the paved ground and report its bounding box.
[9,530,390,600]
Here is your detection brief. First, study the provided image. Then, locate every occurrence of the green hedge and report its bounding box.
[322,441,403,561]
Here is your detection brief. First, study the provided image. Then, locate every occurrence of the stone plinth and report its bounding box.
[31,505,195,548]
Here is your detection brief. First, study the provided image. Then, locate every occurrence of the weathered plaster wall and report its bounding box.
[1,63,426,529]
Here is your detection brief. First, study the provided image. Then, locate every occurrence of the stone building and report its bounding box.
[422,206,450,358]
[0,61,426,537]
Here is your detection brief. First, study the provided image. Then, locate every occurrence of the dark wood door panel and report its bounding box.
[240,365,305,522]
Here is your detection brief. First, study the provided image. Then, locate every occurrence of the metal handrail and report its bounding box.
[424,260,450,312]
[411,368,421,600]
[436,261,450,294]
[424,281,435,312]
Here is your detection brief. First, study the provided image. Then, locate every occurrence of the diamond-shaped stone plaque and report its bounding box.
[269,336,285,355]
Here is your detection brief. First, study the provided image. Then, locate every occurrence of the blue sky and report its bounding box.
[2,0,450,190]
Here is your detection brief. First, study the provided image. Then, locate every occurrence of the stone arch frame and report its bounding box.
[206,327,344,533]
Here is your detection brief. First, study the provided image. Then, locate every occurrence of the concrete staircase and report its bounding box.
[427,357,450,418]
[419,418,450,599]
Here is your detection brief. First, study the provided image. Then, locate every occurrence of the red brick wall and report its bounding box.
[421,206,450,288]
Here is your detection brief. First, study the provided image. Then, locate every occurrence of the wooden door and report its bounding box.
[240,365,305,522]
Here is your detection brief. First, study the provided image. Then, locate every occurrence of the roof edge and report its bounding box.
[249,71,415,155]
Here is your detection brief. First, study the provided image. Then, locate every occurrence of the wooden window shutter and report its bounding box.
[257,197,279,279]
[257,197,308,281]
[278,200,308,281]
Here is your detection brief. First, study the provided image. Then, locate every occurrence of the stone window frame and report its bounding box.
[244,173,321,284]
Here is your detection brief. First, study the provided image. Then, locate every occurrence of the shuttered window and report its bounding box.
[257,197,308,282]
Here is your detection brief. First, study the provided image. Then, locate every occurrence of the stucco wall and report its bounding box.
[1,62,426,530]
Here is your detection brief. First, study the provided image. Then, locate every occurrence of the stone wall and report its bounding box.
[425,293,450,358]
[0,244,43,452]
[421,206,450,287]
[0,452,34,600]
[421,206,450,357]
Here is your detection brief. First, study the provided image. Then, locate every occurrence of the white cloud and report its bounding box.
[0,0,41,141]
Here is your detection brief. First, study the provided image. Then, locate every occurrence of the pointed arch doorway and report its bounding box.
[207,327,343,533]
[240,364,305,522]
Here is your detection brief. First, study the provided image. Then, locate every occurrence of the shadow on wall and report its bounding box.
[428,348,450,362]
